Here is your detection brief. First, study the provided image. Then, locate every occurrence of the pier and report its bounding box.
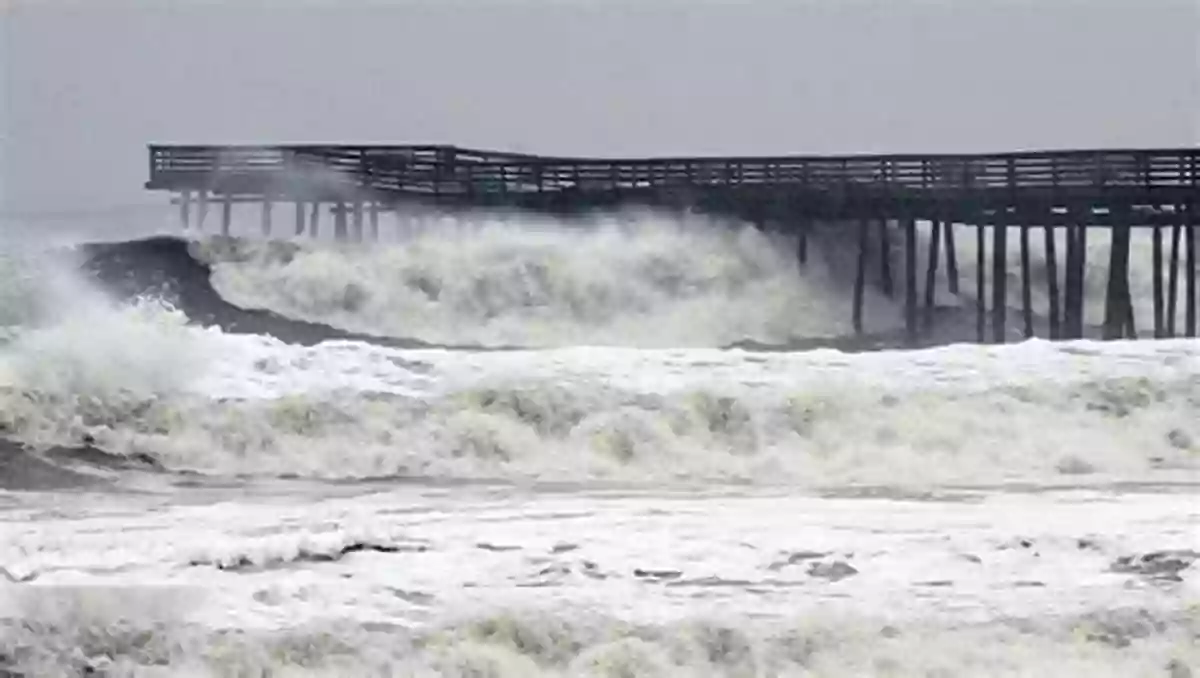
[145,144,1200,345]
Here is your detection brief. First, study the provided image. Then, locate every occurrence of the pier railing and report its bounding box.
[148,145,1200,200]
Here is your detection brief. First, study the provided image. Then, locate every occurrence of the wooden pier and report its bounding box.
[145,144,1200,345]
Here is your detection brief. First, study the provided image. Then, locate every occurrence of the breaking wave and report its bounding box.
[1,338,1196,486]
[196,211,907,348]
[2,590,1195,677]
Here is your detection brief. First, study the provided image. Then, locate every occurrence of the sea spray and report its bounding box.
[198,212,900,347]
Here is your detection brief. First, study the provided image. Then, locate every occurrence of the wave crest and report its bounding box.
[202,213,892,348]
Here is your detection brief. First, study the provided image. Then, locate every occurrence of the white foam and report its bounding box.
[194,212,1200,350]
[1,487,1195,675]
[198,212,902,348]
[2,322,1198,485]
[0,245,210,406]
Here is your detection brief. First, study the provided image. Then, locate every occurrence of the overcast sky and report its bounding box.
[3,1,1198,212]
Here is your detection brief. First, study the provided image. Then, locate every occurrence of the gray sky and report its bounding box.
[3,1,1198,213]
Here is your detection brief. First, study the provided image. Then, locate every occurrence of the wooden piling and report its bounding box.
[221,194,233,237]
[369,202,381,241]
[1044,225,1060,339]
[991,210,1008,344]
[904,217,918,343]
[1186,203,1197,337]
[1168,223,1182,336]
[943,221,959,295]
[261,198,273,237]
[975,218,987,342]
[334,203,348,241]
[1152,224,1165,337]
[924,219,941,328]
[1103,214,1133,340]
[1019,224,1033,339]
[1076,222,1088,336]
[796,218,810,265]
[310,202,321,238]
[1063,222,1087,339]
[179,191,192,230]
[852,218,869,334]
[878,220,894,297]
[352,201,365,242]
[196,191,209,231]
[295,201,306,236]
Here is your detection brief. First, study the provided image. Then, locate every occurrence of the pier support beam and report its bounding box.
[1152,224,1165,337]
[1044,225,1060,339]
[295,201,306,236]
[943,220,959,295]
[903,217,918,344]
[220,194,233,237]
[1063,219,1088,339]
[179,191,192,230]
[1019,224,1033,339]
[261,197,273,237]
[924,219,942,329]
[353,201,365,242]
[975,218,987,343]
[991,209,1008,344]
[1168,221,1182,337]
[878,220,894,298]
[795,211,811,266]
[1187,202,1197,337]
[197,192,209,232]
[334,202,348,241]
[1103,210,1134,340]
[852,218,869,335]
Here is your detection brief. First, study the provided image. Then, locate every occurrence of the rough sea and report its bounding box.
[0,208,1196,677]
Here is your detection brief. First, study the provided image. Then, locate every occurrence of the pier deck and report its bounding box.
[145,144,1200,345]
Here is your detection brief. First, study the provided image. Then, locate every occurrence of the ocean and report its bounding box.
[0,209,1196,677]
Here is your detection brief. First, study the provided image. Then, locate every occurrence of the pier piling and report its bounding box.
[1044,225,1060,339]
[924,219,941,329]
[943,222,959,295]
[853,218,869,335]
[878,221,894,298]
[1020,224,1033,339]
[975,217,987,343]
[904,217,918,344]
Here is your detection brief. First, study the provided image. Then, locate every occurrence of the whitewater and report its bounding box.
[0,209,1196,677]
